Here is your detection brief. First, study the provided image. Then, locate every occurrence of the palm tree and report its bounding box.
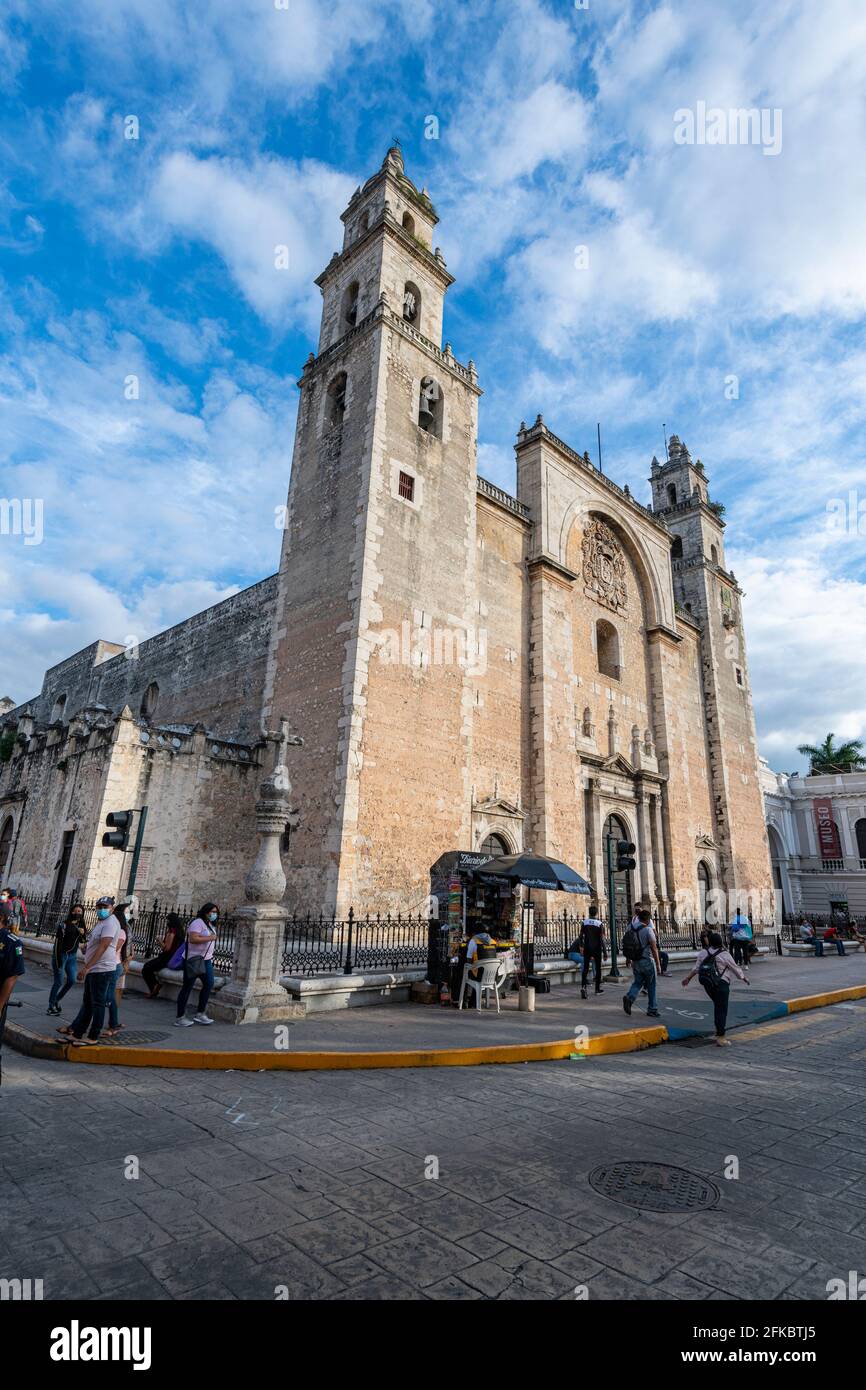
[797,733,866,775]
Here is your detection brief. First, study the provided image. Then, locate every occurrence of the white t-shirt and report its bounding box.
[186,918,216,961]
[85,914,122,973]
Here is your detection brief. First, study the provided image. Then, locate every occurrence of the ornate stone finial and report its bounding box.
[519,420,527,433]
[535,413,543,426]
[651,454,660,468]
[384,144,404,173]
[624,484,630,496]
[583,451,592,466]
[444,341,452,356]
[668,434,681,456]
[244,719,303,906]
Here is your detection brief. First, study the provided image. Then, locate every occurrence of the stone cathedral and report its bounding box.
[0,149,772,920]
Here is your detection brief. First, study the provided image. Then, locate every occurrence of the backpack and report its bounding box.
[698,948,724,988]
[622,925,645,964]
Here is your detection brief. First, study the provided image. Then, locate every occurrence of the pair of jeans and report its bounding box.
[582,948,603,992]
[142,949,172,993]
[49,950,78,1008]
[70,971,116,1040]
[833,938,845,956]
[107,964,124,1029]
[701,977,731,1036]
[813,938,824,956]
[177,959,214,1017]
[626,958,657,1010]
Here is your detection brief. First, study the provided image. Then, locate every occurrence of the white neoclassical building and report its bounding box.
[760,758,866,918]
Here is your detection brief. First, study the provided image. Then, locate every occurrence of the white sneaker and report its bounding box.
[193,1013,214,1025]
[174,1016,195,1027]
[714,1036,732,1046]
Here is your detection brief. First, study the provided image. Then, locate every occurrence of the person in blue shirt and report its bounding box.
[0,903,26,1088]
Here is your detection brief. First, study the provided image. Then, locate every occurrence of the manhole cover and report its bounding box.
[96,1031,170,1046]
[589,1162,720,1212]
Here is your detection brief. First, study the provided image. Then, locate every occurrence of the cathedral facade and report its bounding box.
[0,149,773,921]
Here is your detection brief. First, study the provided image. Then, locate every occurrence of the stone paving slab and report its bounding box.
[7,951,866,1056]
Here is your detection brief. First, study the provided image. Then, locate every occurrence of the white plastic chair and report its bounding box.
[458,957,505,1013]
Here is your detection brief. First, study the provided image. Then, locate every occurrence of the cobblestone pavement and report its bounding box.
[2,1000,866,1301]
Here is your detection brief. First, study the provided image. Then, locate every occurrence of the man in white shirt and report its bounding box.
[60,896,122,1045]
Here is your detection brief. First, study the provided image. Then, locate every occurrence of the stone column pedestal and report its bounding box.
[210,719,303,1025]
[209,904,299,1024]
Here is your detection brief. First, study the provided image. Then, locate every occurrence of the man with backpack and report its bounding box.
[0,887,26,934]
[682,929,749,1046]
[621,908,662,1018]
[577,904,605,999]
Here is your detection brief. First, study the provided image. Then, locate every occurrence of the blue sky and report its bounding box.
[1,0,865,773]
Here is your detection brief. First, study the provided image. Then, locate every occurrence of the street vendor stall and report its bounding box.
[428,850,521,1002]
[476,850,593,976]
[427,848,593,1003]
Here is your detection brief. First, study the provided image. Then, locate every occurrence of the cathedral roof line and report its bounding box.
[515,416,671,538]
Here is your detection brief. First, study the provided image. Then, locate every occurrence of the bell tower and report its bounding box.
[262,148,483,914]
[650,437,771,905]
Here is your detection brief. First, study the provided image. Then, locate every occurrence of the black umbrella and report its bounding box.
[476,851,592,895]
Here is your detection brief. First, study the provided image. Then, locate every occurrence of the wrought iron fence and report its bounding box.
[534,909,784,957]
[281,910,431,976]
[17,891,807,983]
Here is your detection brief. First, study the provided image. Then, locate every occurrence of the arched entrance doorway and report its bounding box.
[603,813,633,924]
[697,860,712,924]
[479,833,509,857]
[766,823,791,915]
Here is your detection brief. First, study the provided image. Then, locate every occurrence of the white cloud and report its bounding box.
[735,552,866,772]
[0,285,294,700]
[147,152,355,328]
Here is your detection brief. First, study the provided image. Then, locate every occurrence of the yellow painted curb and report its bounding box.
[786,983,866,1014]
[60,1024,668,1071]
[17,983,864,1073]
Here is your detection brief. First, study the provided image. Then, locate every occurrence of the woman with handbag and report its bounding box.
[47,902,87,1016]
[175,903,219,1027]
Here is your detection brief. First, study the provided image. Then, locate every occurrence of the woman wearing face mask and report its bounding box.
[175,903,219,1027]
[59,895,123,1045]
[47,902,87,1016]
[104,902,133,1038]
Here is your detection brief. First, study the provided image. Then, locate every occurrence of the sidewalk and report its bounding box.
[7,951,866,1069]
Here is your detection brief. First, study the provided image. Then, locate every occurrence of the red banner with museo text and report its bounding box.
[813,797,842,859]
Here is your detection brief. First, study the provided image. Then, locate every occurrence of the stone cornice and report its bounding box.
[526,554,578,587]
[299,300,481,395]
[316,208,454,293]
[646,623,683,646]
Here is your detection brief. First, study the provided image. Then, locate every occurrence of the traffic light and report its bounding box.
[102,810,133,851]
[615,840,636,872]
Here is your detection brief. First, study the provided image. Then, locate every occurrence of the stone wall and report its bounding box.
[0,706,263,909]
[3,578,277,744]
